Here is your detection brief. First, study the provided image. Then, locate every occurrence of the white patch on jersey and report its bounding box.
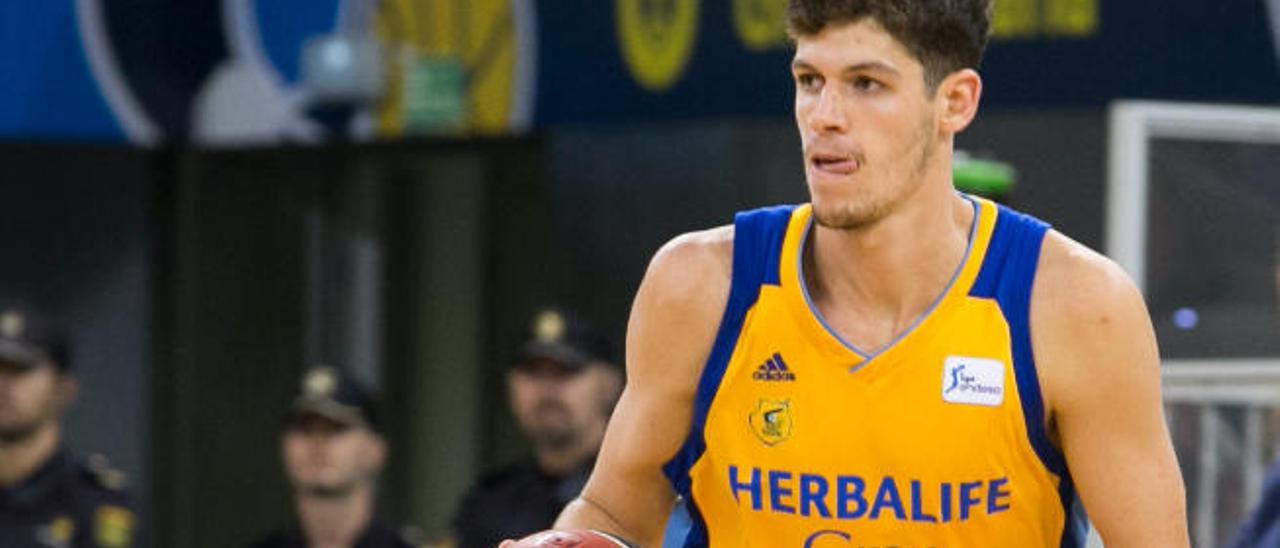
[941,356,1005,407]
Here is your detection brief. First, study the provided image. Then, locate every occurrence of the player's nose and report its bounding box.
[807,87,849,134]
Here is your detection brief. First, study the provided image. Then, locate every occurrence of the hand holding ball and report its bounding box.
[502,529,631,548]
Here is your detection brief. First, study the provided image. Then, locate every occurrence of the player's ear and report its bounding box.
[936,68,982,135]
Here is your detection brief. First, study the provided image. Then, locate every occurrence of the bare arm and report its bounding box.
[1032,232,1189,547]
[553,227,734,547]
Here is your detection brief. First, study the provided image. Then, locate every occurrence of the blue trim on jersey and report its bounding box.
[662,205,795,548]
[969,205,1085,547]
[796,195,980,367]
[1061,483,1089,548]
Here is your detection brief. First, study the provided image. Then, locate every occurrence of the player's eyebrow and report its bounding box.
[790,59,900,76]
[841,61,900,76]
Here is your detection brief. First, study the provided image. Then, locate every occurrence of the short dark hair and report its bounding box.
[786,0,993,90]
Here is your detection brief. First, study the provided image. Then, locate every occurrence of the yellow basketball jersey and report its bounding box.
[662,197,1087,547]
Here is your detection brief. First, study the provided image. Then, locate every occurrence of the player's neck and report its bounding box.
[297,485,373,548]
[0,422,60,487]
[806,186,974,348]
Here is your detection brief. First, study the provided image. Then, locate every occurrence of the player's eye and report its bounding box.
[852,76,883,92]
[795,73,822,92]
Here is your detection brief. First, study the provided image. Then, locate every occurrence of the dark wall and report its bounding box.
[154,138,546,545]
[155,148,319,547]
[959,107,1108,251]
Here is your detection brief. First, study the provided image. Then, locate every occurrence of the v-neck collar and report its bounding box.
[782,195,996,374]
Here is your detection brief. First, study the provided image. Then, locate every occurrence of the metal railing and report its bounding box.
[1162,359,1280,547]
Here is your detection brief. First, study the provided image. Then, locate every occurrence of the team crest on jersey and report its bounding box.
[749,398,794,446]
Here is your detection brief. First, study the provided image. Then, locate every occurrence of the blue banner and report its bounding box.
[1,1,126,141]
[4,0,1279,143]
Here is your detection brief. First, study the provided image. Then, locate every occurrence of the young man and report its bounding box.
[250,366,416,548]
[453,308,624,548]
[538,1,1190,546]
[0,309,135,548]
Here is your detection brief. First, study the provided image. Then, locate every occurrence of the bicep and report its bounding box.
[1033,243,1188,546]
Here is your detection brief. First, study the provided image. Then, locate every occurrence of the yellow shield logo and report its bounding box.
[749,398,793,446]
[733,0,788,51]
[616,0,700,91]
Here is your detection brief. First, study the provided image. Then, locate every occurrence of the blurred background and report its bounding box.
[2,0,1279,546]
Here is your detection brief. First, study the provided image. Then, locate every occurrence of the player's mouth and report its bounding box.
[809,152,860,175]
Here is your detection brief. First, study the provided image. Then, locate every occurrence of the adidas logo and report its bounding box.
[752,353,796,382]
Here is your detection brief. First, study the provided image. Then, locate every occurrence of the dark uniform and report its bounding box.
[248,521,415,548]
[1227,461,1280,548]
[0,309,136,548]
[452,308,621,548]
[247,366,420,548]
[0,451,135,548]
[452,459,591,548]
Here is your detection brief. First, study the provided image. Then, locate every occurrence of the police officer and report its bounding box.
[451,308,624,548]
[0,309,135,548]
[250,366,417,548]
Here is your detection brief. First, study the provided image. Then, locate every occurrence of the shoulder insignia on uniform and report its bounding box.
[85,453,129,491]
[37,515,75,546]
[94,505,135,548]
[398,525,427,547]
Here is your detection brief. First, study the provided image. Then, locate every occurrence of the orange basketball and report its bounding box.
[508,529,631,548]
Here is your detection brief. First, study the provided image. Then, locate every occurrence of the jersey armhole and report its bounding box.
[660,205,794,547]
[970,206,1087,547]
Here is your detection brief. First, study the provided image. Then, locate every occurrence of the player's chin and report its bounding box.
[810,198,882,230]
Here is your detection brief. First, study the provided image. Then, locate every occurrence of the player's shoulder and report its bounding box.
[652,225,734,274]
[641,225,734,304]
[647,202,799,286]
[1030,231,1156,400]
[627,225,737,386]
[1033,230,1145,321]
[1026,229,1157,382]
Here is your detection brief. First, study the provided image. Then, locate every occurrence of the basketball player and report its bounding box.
[524,1,1190,546]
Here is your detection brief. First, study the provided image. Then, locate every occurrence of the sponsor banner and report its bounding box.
[0,1,131,141]
[4,0,1278,143]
